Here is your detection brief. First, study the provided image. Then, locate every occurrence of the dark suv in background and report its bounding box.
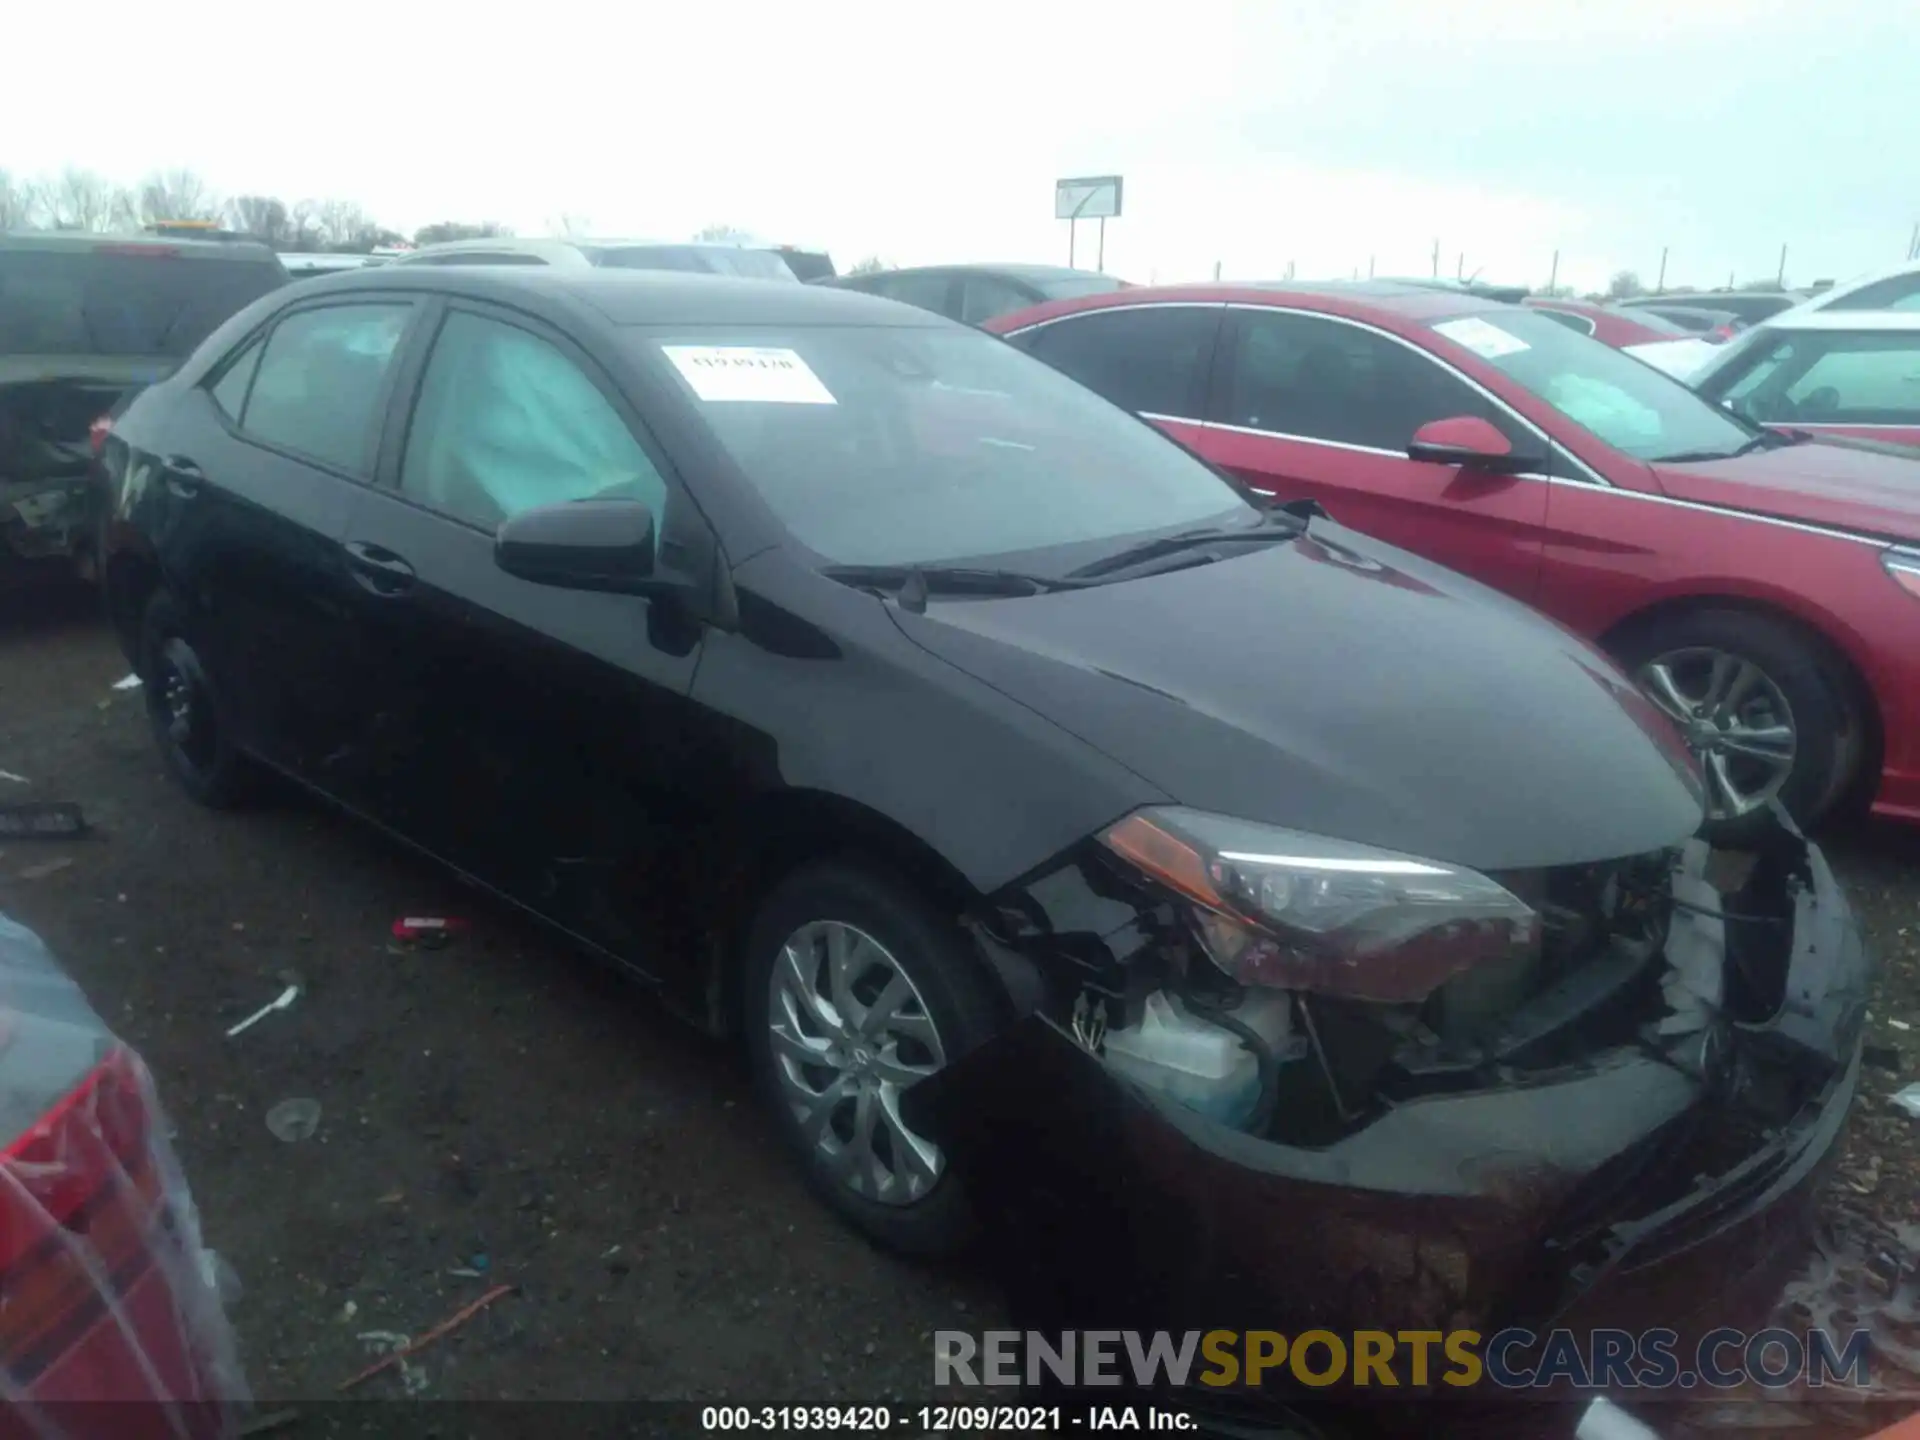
[1,231,287,589]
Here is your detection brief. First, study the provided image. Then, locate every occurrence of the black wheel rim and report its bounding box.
[151,639,219,777]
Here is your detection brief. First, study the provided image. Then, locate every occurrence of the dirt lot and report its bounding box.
[5,586,1920,1428]
[0,586,999,1406]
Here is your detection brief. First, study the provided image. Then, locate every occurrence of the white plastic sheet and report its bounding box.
[0,911,248,1439]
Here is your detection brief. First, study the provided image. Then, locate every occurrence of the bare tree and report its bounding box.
[0,169,38,230]
[314,199,374,249]
[413,220,513,245]
[847,255,889,275]
[548,212,593,238]
[1604,269,1646,301]
[43,167,132,232]
[695,223,753,243]
[227,194,292,247]
[137,168,220,225]
[287,199,324,249]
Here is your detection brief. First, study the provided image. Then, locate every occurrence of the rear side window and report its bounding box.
[208,339,263,421]
[0,249,284,357]
[960,276,1036,325]
[872,273,957,316]
[1018,306,1219,419]
[400,310,668,535]
[241,304,411,474]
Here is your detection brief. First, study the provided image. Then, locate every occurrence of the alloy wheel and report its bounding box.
[1636,646,1797,819]
[765,920,948,1206]
[154,644,219,776]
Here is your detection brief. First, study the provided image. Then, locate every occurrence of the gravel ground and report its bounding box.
[5,585,1920,1435]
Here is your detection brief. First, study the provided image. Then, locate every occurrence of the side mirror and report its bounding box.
[1407,415,1544,475]
[495,498,659,593]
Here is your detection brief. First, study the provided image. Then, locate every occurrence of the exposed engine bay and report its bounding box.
[1,378,125,566]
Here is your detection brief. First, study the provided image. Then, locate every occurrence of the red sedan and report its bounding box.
[987,282,1920,839]
[1521,295,1697,347]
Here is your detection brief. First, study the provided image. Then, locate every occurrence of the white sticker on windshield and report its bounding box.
[661,345,837,404]
[1432,317,1530,359]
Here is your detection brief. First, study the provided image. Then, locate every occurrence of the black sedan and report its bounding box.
[96,268,1864,1404]
[823,263,1125,325]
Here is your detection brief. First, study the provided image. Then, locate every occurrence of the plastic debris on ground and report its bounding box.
[264,1098,322,1143]
[338,1285,515,1393]
[390,915,468,948]
[15,856,75,881]
[0,801,87,840]
[1893,1084,1920,1119]
[112,673,143,691]
[0,770,28,784]
[225,982,301,1038]
[0,909,250,1433]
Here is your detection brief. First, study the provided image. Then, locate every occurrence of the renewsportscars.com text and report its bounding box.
[934,1327,1873,1392]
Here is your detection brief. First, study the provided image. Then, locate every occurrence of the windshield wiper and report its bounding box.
[1656,429,1806,464]
[1064,510,1305,581]
[821,563,1091,613]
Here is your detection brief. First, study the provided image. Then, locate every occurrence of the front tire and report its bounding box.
[1615,608,1855,845]
[140,591,257,809]
[742,861,1001,1258]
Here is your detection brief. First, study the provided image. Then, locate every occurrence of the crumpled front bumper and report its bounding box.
[903,818,1871,1429]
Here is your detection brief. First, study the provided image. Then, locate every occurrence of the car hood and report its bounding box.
[887,523,1705,873]
[1652,438,1920,542]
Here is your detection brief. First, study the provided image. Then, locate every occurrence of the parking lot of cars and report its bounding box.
[11,226,1920,1434]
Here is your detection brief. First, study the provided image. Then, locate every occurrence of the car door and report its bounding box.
[1003,302,1224,455]
[130,298,419,780]
[1194,306,1551,603]
[333,300,710,974]
[1715,329,1920,448]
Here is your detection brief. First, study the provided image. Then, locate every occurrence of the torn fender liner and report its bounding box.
[0,912,248,1437]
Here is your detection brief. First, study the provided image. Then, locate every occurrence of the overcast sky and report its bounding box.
[5,0,1909,292]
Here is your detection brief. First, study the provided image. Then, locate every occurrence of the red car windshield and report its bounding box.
[1428,309,1761,463]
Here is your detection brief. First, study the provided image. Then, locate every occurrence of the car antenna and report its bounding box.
[896,568,929,614]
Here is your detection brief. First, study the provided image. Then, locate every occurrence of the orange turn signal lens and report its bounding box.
[1101,812,1224,910]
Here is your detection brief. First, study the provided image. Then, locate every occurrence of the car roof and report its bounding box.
[288,264,948,327]
[999,279,1501,328]
[1753,309,1920,333]
[848,262,1113,282]
[0,230,281,262]
[1773,258,1920,317]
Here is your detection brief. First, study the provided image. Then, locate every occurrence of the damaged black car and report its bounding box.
[1,231,286,590]
[96,267,1869,1403]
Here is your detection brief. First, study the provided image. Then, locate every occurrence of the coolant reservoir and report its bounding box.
[1103,990,1295,1129]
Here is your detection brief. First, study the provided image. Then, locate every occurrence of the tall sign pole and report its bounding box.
[1055,176,1124,272]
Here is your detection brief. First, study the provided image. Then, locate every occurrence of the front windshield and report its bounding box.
[1426,308,1759,462]
[633,323,1254,568]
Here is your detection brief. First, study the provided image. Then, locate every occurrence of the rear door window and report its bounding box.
[208,338,264,421]
[1822,274,1920,312]
[240,304,412,475]
[0,247,285,357]
[1018,305,1221,420]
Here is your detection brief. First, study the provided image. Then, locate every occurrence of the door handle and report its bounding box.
[344,540,416,597]
[161,455,204,499]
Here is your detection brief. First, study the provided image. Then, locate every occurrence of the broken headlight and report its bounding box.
[1099,807,1538,1004]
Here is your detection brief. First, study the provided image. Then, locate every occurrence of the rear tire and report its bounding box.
[1613,608,1855,845]
[140,591,257,809]
[742,860,1001,1258]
